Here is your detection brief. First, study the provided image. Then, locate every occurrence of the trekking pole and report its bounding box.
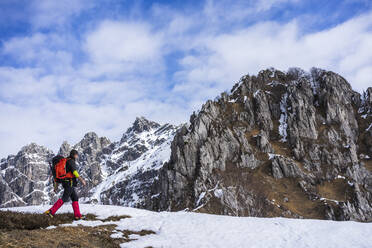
[49,161,58,193]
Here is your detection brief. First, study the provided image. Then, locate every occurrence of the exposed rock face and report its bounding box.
[66,132,112,197]
[87,121,177,208]
[0,144,55,207]
[129,116,161,134]
[158,68,372,221]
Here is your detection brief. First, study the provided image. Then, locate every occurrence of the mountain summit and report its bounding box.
[155,68,372,221]
[129,116,161,134]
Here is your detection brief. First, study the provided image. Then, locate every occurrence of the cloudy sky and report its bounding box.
[0,0,371,157]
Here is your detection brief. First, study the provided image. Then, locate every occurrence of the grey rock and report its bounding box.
[59,141,71,157]
[271,156,304,179]
[157,68,372,221]
[0,143,55,207]
[256,131,273,153]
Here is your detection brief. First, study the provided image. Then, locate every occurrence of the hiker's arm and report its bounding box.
[69,160,86,186]
[73,170,86,186]
[78,176,86,186]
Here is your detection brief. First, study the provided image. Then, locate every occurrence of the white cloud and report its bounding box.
[82,20,165,78]
[0,67,52,103]
[200,0,300,24]
[0,96,189,158]
[0,1,372,158]
[2,33,74,74]
[255,0,299,11]
[84,21,163,63]
[3,33,47,61]
[30,0,93,29]
[172,12,372,98]
[0,100,128,157]
[0,66,189,157]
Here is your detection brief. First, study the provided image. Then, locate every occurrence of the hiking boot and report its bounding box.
[44,210,54,218]
[74,216,84,221]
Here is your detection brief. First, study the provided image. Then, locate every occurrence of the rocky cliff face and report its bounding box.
[0,117,178,209]
[157,68,372,221]
[1,68,371,222]
[86,118,177,209]
[0,144,55,207]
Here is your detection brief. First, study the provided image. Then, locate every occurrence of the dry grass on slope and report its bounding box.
[0,211,154,248]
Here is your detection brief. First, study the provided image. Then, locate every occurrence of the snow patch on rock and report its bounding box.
[279,93,288,142]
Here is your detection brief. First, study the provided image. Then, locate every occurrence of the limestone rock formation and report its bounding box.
[157,68,372,221]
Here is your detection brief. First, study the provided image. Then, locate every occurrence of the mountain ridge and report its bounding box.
[1,67,371,222]
[0,117,179,209]
[155,67,372,221]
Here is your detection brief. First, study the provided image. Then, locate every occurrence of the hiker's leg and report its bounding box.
[71,187,78,202]
[49,199,64,215]
[49,181,71,215]
[72,201,81,218]
[71,187,81,218]
[61,180,73,202]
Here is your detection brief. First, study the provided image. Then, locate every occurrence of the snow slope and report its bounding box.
[86,123,176,206]
[3,204,372,248]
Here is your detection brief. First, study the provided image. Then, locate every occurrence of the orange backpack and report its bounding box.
[54,157,74,180]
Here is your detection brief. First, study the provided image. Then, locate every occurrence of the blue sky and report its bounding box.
[0,0,372,157]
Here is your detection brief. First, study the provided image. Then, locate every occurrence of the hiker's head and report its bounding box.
[69,149,79,160]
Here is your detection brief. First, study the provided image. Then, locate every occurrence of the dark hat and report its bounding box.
[69,149,79,158]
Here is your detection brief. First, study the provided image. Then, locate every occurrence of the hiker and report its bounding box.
[45,149,86,220]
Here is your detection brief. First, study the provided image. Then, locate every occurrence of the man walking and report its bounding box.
[45,149,86,220]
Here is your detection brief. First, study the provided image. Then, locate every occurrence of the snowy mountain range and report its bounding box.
[0,117,179,210]
[1,68,372,222]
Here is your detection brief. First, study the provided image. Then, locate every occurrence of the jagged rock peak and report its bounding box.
[58,141,71,157]
[83,131,99,139]
[231,67,353,94]
[20,143,51,155]
[76,132,99,148]
[365,87,372,104]
[80,132,110,144]
[74,132,111,153]
[127,116,161,134]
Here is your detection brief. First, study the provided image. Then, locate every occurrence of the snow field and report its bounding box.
[2,204,372,248]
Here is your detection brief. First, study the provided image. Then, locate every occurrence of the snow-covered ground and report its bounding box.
[2,204,371,248]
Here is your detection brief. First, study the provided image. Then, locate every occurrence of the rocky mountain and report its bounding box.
[1,68,371,222]
[155,68,372,221]
[0,117,178,209]
[0,144,55,207]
